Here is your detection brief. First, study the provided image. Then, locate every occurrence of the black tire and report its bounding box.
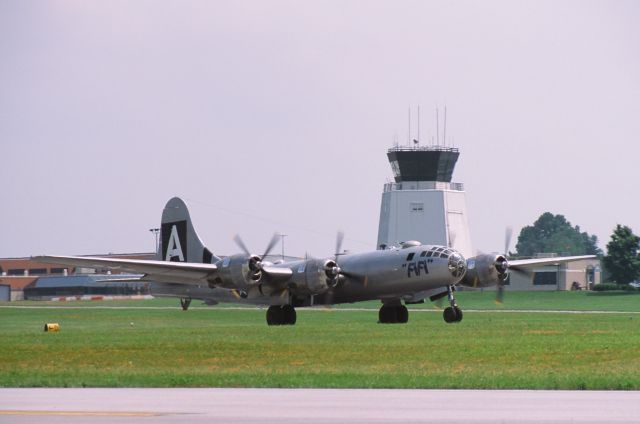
[398,305,409,324]
[378,305,396,324]
[443,307,457,323]
[378,306,387,323]
[266,306,283,326]
[282,305,297,325]
[454,306,463,322]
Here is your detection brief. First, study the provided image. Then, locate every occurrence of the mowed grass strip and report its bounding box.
[1,297,640,389]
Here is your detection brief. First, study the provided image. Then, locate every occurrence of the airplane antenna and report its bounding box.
[417,105,420,145]
[436,107,440,146]
[443,105,447,147]
[408,107,411,145]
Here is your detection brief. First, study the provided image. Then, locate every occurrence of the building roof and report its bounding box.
[0,277,39,290]
[33,274,143,288]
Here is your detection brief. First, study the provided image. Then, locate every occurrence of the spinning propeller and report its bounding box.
[495,226,513,303]
[233,233,280,281]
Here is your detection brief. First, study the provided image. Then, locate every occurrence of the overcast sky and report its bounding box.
[1,0,639,259]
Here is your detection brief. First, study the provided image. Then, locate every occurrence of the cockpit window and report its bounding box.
[420,251,427,257]
[426,251,433,257]
[406,253,415,261]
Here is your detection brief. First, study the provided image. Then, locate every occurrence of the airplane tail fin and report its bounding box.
[159,197,220,264]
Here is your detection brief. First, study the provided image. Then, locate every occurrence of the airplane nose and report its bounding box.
[448,250,467,278]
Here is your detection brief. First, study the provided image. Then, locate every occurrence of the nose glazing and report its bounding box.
[448,251,467,278]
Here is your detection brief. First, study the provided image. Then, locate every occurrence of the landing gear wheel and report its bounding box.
[378,305,395,323]
[442,285,463,323]
[378,304,409,324]
[398,305,409,323]
[443,307,456,323]
[443,306,463,323]
[266,305,297,326]
[453,306,463,322]
[282,304,297,325]
[180,298,192,311]
[266,305,283,325]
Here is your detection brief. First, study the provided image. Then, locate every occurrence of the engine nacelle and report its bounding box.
[215,254,264,290]
[302,258,342,294]
[459,254,509,288]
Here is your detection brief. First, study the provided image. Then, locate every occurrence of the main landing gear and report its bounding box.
[266,305,297,326]
[180,297,192,311]
[443,285,463,323]
[378,301,409,324]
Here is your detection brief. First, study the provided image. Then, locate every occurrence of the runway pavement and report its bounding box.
[1,388,639,423]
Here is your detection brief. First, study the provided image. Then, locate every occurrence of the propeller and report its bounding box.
[495,226,513,304]
[323,231,371,306]
[323,231,345,288]
[335,230,344,260]
[233,233,280,277]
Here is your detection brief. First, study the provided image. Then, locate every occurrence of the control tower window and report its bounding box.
[390,160,401,178]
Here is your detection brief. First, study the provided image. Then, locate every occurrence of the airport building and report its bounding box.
[0,253,154,301]
[506,255,600,291]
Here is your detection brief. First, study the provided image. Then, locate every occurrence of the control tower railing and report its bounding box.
[388,145,459,153]
[383,181,464,192]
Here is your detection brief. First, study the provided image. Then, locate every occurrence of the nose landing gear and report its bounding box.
[443,285,463,323]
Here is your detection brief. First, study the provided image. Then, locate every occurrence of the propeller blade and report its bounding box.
[335,231,344,259]
[504,226,513,256]
[496,283,505,304]
[261,233,280,260]
[233,234,251,256]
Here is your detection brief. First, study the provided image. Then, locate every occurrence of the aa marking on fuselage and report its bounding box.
[407,260,429,278]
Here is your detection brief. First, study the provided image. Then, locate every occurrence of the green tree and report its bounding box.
[515,212,602,257]
[602,225,640,285]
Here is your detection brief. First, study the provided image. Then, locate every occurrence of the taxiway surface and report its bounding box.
[1,388,639,423]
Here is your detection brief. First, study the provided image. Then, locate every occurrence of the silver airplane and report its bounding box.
[38,197,596,325]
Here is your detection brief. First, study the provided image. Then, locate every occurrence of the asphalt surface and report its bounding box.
[1,388,639,423]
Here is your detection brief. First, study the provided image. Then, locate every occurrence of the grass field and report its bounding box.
[1,292,639,389]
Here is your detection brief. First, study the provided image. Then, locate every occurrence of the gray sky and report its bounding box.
[1,0,639,259]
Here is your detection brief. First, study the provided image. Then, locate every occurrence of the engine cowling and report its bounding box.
[459,254,509,288]
[215,254,265,290]
[302,258,343,294]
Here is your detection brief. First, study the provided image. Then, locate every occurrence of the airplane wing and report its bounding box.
[34,255,218,284]
[508,255,597,269]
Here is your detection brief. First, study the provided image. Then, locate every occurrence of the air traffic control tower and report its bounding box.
[376,145,473,258]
